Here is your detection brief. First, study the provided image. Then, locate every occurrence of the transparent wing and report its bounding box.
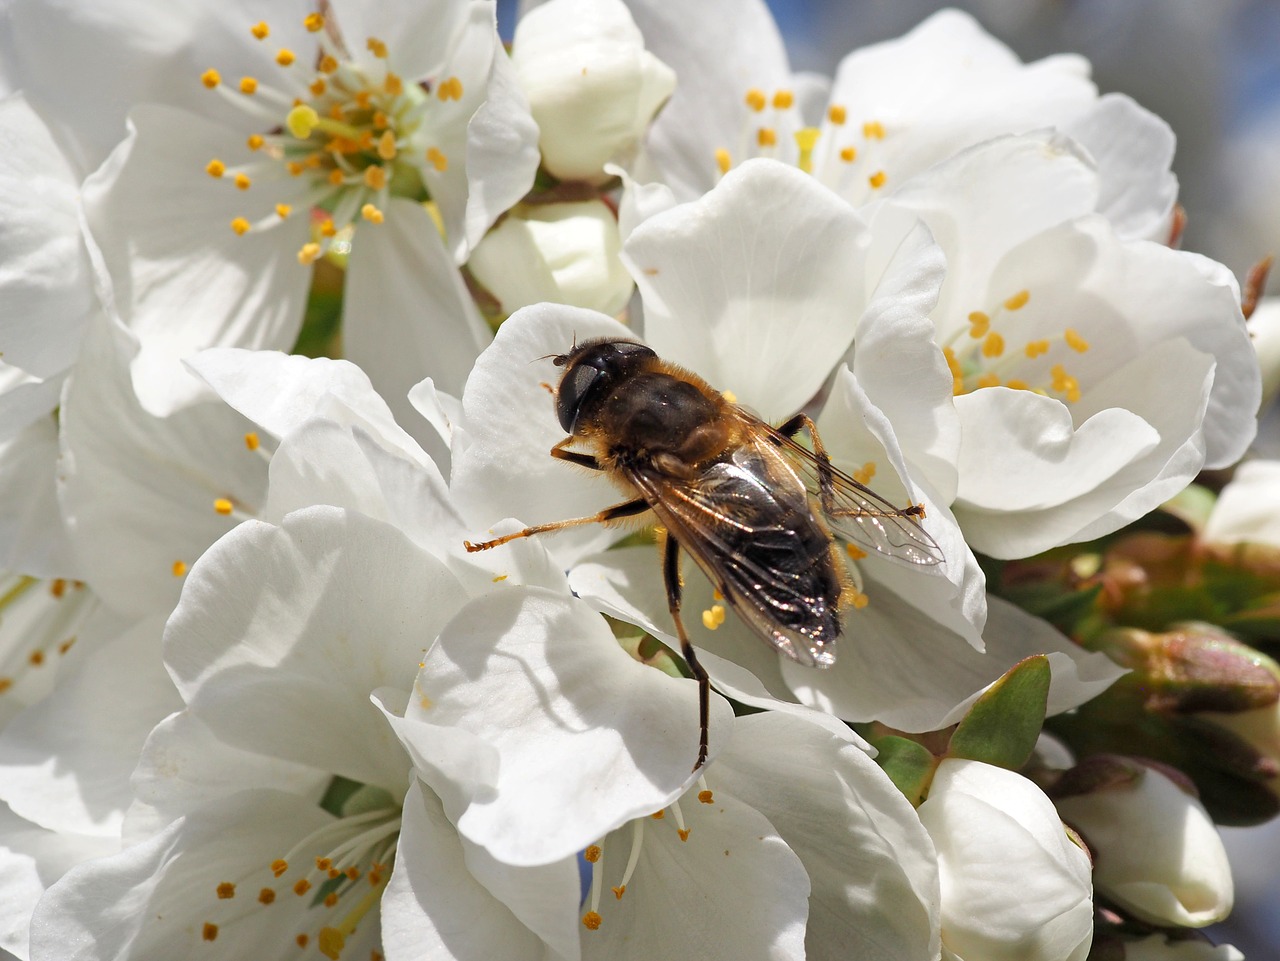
[625,455,842,668]
[758,424,945,568]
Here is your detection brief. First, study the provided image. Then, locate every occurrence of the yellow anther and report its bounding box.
[1003,289,1030,311]
[250,22,269,40]
[1024,339,1050,358]
[852,462,876,486]
[367,36,388,58]
[584,845,602,862]
[677,829,690,842]
[286,160,304,176]
[827,104,847,125]
[230,217,251,236]
[276,48,296,67]
[772,89,794,109]
[371,109,388,128]
[611,885,626,899]
[274,203,292,219]
[851,592,870,609]
[967,311,991,338]
[845,542,868,561]
[58,638,75,655]
[233,172,251,190]
[216,882,236,899]
[246,133,265,150]
[862,120,885,140]
[298,242,321,265]
[271,859,289,877]
[309,77,327,97]
[172,560,188,577]
[205,159,226,178]
[304,12,325,32]
[491,574,508,583]
[794,127,820,174]
[0,678,11,693]
[701,607,719,630]
[426,147,448,171]
[698,789,714,804]
[319,219,337,237]
[744,88,767,111]
[868,170,887,190]
[650,810,665,819]
[361,203,384,224]
[715,148,731,174]
[28,650,43,666]
[982,332,1005,358]
[1005,378,1030,390]
[202,923,218,942]
[315,856,333,871]
[293,878,311,896]
[440,76,463,100]
[386,73,405,96]
[239,76,258,95]
[318,927,344,960]
[582,912,602,931]
[296,934,309,948]
[976,372,1001,389]
[839,146,857,163]
[319,54,338,74]
[328,169,346,186]
[377,130,397,160]
[213,498,234,515]
[285,104,320,139]
[51,578,67,598]
[757,127,777,147]
[201,68,221,89]
[323,892,339,907]
[258,888,275,904]
[1064,328,1090,353]
[364,166,387,190]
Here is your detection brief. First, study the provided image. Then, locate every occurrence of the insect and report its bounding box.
[464,338,943,769]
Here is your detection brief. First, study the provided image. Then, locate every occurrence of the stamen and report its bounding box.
[233,173,251,190]
[426,147,448,172]
[318,55,338,74]
[245,432,261,451]
[868,170,886,190]
[967,311,990,338]
[744,88,767,112]
[271,859,289,877]
[757,128,777,147]
[772,89,794,109]
[851,592,870,609]
[1006,379,1030,390]
[981,332,1005,358]
[613,818,644,900]
[206,159,226,178]
[1003,289,1030,311]
[213,498,234,515]
[363,166,387,190]
[298,243,322,265]
[852,462,875,485]
[276,49,296,67]
[839,146,857,163]
[976,372,1001,389]
[230,217,251,235]
[845,542,868,561]
[360,204,384,224]
[827,104,847,125]
[367,37,388,58]
[250,22,269,40]
[1024,339,1050,358]
[697,775,714,804]
[246,133,265,150]
[582,911,602,931]
[258,888,276,904]
[172,560,187,577]
[376,130,397,160]
[862,120,885,140]
[202,923,218,941]
[700,605,726,630]
[239,77,259,95]
[1064,328,1090,353]
[275,203,292,219]
[201,69,222,89]
[304,12,325,32]
[318,927,344,960]
[216,882,236,899]
[670,799,690,842]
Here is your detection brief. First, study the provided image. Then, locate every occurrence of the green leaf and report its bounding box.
[871,735,937,807]
[948,655,1051,770]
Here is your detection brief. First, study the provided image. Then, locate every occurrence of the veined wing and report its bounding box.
[625,448,843,668]
[759,424,945,568]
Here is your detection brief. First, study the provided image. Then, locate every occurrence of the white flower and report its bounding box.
[1123,934,1245,960]
[627,3,1176,240]
[453,159,1122,736]
[1248,298,1280,412]
[512,0,675,184]
[918,758,1094,961]
[1203,459,1280,548]
[1054,757,1233,927]
[883,132,1258,558]
[467,199,633,317]
[68,0,538,420]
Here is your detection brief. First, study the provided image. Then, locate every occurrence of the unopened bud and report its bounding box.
[1054,756,1233,928]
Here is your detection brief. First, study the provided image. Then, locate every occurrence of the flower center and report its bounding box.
[200,14,462,264]
[940,288,1091,402]
[578,778,717,931]
[199,778,401,959]
[0,574,93,708]
[713,87,890,200]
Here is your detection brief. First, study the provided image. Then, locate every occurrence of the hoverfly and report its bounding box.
[464,338,943,769]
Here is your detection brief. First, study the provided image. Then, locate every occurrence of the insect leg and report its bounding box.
[463,499,650,552]
[663,534,710,771]
[550,437,604,471]
[787,413,924,521]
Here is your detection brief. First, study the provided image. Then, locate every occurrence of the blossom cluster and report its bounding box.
[0,1,1270,960]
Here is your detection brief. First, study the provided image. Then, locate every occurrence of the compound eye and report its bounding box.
[556,362,600,433]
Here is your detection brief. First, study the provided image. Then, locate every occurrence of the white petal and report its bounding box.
[164,507,467,793]
[625,158,869,422]
[409,586,732,866]
[714,713,941,961]
[57,317,268,618]
[329,0,468,80]
[624,0,793,200]
[0,417,76,578]
[382,778,579,961]
[82,104,312,413]
[450,303,634,565]
[0,615,177,837]
[343,198,492,448]
[1205,460,1280,546]
[582,783,808,961]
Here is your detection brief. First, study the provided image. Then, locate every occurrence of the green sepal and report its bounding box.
[947,654,1051,770]
[870,735,937,807]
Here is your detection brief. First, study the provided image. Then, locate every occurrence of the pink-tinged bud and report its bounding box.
[1054,756,1233,927]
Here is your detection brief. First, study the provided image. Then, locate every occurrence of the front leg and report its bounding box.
[550,436,604,471]
[464,498,650,552]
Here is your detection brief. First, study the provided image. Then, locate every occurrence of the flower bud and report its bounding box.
[1111,933,1244,960]
[917,759,1093,961]
[512,0,676,183]
[467,199,633,317]
[1053,756,1233,927]
[1247,298,1280,410]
